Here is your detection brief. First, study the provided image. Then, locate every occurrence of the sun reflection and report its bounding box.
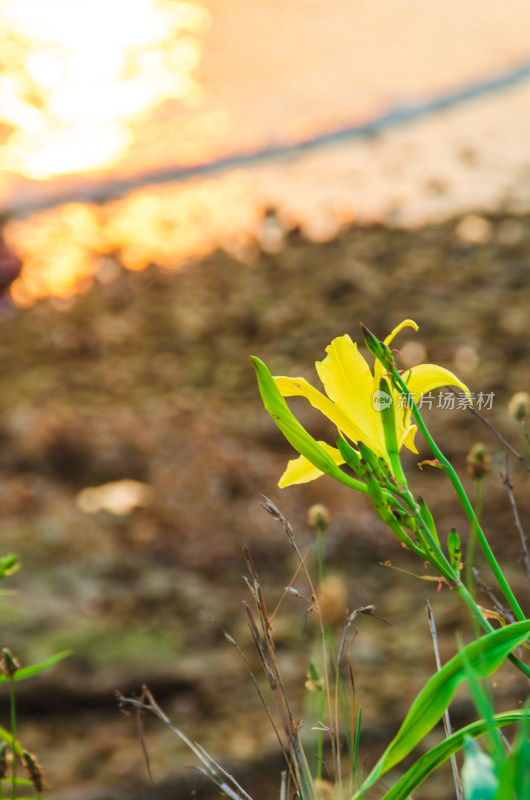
[0,0,209,179]
[5,173,267,306]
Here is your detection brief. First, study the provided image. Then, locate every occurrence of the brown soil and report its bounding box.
[0,212,528,799]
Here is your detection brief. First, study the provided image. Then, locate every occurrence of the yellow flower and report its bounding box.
[273,320,471,487]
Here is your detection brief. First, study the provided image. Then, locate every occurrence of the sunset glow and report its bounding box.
[6,174,268,306]
[0,0,209,179]
[3,0,530,308]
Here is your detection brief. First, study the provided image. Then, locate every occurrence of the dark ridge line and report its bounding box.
[5,57,530,219]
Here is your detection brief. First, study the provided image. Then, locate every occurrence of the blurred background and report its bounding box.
[0,1,529,798]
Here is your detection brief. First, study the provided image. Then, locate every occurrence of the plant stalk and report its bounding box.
[392,369,526,624]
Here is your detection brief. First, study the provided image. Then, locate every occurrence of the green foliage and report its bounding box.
[381,710,528,800]
[123,321,530,800]
[461,737,498,800]
[0,556,20,581]
[0,651,70,687]
[0,552,69,798]
[447,528,462,573]
[353,621,530,797]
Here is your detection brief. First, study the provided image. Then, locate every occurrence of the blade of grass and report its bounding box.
[381,710,530,800]
[0,652,71,686]
[352,620,530,797]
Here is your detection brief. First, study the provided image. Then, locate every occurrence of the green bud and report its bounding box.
[357,441,385,478]
[360,324,395,369]
[364,471,391,520]
[335,437,364,476]
[392,509,417,531]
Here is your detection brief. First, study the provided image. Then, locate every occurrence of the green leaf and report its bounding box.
[381,710,529,800]
[250,356,366,493]
[0,554,20,580]
[462,737,498,800]
[0,724,24,756]
[495,710,530,800]
[447,528,462,573]
[353,621,530,797]
[0,651,71,686]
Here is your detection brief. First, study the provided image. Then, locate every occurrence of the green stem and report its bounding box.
[313,518,327,784]
[316,526,325,590]
[9,680,15,800]
[315,687,325,783]
[408,497,454,577]
[465,479,482,596]
[392,371,527,624]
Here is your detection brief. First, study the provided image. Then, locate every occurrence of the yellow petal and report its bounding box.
[278,442,344,488]
[398,423,419,454]
[403,364,472,403]
[397,364,471,452]
[383,319,419,347]
[315,335,386,457]
[274,373,384,457]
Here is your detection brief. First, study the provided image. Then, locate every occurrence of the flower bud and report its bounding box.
[307,504,330,532]
[466,443,491,479]
[360,324,394,368]
[508,391,530,422]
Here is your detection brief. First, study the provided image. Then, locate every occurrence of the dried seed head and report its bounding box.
[22,751,44,794]
[508,391,530,422]
[1,648,20,678]
[0,742,9,779]
[466,443,491,479]
[307,503,330,531]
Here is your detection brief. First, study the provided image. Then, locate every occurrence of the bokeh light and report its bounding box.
[0,0,209,178]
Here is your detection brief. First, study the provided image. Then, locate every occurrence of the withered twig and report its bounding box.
[426,602,462,800]
[502,449,530,582]
[453,391,529,470]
